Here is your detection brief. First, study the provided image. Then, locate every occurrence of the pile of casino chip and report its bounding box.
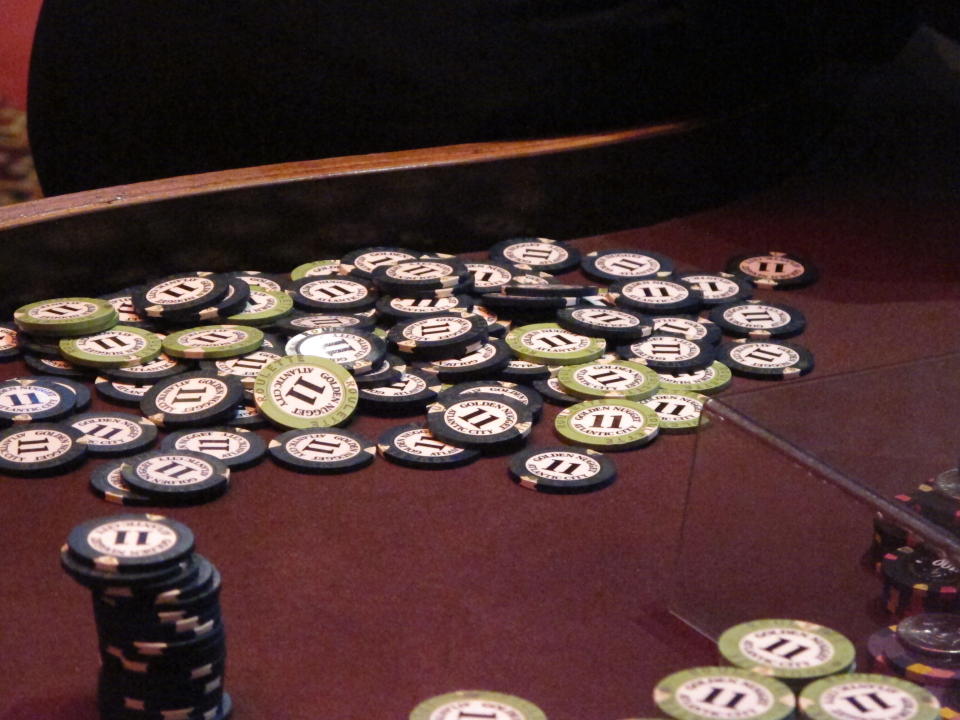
[60,514,231,720]
[0,239,819,499]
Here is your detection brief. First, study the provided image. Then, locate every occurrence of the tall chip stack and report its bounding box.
[60,514,232,720]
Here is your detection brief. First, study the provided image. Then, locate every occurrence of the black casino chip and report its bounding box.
[675,271,753,306]
[0,322,20,361]
[465,260,534,294]
[339,246,422,279]
[121,450,231,505]
[502,283,599,298]
[709,300,807,339]
[268,427,375,474]
[651,315,722,345]
[377,423,480,470]
[580,248,675,282]
[438,380,543,422]
[726,251,819,289]
[100,353,192,384]
[140,371,244,428]
[161,427,267,470]
[387,313,488,361]
[372,258,470,295]
[40,377,93,411]
[881,546,960,616]
[69,411,159,457]
[358,370,440,416]
[608,278,703,315]
[0,422,87,476]
[89,460,154,506]
[555,306,653,342]
[131,272,230,322]
[426,392,533,452]
[509,446,616,494]
[65,513,195,572]
[488,237,581,274]
[417,339,512,383]
[274,311,377,336]
[290,276,379,313]
[376,294,475,321]
[616,334,717,371]
[533,376,580,406]
[717,339,814,380]
[499,359,551,383]
[95,376,156,405]
[354,354,406,388]
[0,377,77,425]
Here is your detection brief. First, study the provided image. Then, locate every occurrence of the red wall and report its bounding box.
[0,0,43,108]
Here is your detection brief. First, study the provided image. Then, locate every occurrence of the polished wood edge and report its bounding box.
[0,120,701,230]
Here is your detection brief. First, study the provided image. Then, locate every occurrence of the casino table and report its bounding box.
[1,26,959,720]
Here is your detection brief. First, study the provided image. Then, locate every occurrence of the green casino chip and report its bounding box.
[798,674,940,720]
[642,390,708,433]
[654,667,795,720]
[410,690,547,720]
[14,297,118,337]
[718,619,856,685]
[505,322,606,366]
[290,259,340,280]
[656,361,732,395]
[555,398,659,451]
[253,354,359,429]
[557,359,660,400]
[59,326,163,368]
[226,288,294,326]
[162,325,264,360]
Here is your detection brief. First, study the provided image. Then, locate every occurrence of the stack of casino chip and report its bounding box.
[717,619,856,691]
[653,666,797,720]
[879,546,960,617]
[798,674,941,720]
[867,614,960,699]
[60,514,231,720]
[2,241,821,486]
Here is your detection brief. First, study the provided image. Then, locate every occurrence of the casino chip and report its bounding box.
[162,325,264,360]
[65,514,196,572]
[177,275,251,322]
[418,339,513,382]
[617,334,716,371]
[23,353,91,378]
[652,316,721,345]
[275,310,377,336]
[718,619,856,688]
[439,380,543,421]
[253,354,359,429]
[18,331,62,356]
[868,615,960,687]
[555,398,659,451]
[131,273,229,321]
[534,376,581,406]
[358,370,440,416]
[657,362,733,395]
[798,674,939,720]
[376,294,475,321]
[506,323,606,366]
[500,359,551,383]
[676,271,753,305]
[355,354,405,388]
[378,423,480,469]
[95,377,155,405]
[284,328,386,375]
[69,412,158,457]
[59,326,163,368]
[489,236,581,274]
[465,260,535,294]
[290,259,340,280]
[503,282,599,298]
[39,376,92,411]
[471,305,511,338]
[509,446,616,494]
[268,427,375,474]
[0,377,77,424]
[427,392,533,452]
[339,246,422,279]
[388,314,488,361]
[654,667,795,720]
[881,547,960,616]
[556,306,653,342]
[372,258,470,295]
[557,359,660,401]
[290,276,379,312]
[226,287,294,326]
[409,690,547,720]
[14,297,118,336]
[0,422,87,476]
[224,269,290,292]
[642,391,708,433]
[0,322,20,361]
[709,300,807,339]
[101,289,153,329]
[121,450,231,505]
[479,293,578,317]
[608,278,703,315]
[717,339,814,380]
[162,427,267,470]
[726,251,819,289]
[199,346,283,389]
[140,371,244,429]
[100,351,191,383]
[89,460,154,506]
[581,248,675,281]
